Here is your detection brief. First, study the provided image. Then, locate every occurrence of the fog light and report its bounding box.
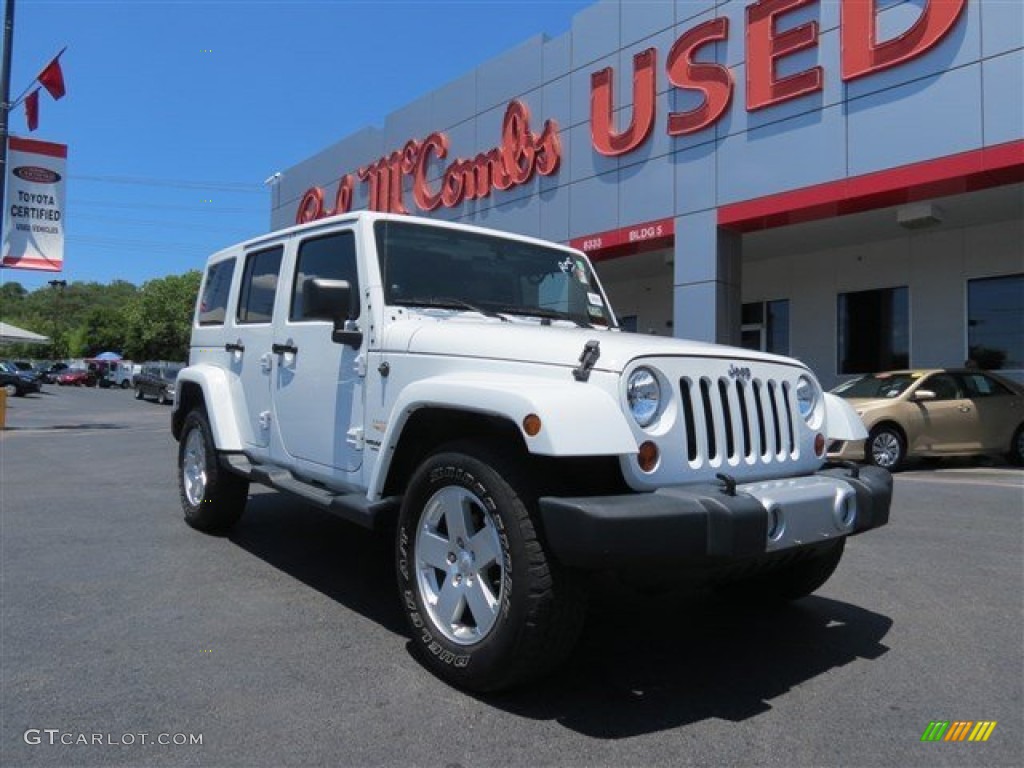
[814,433,826,457]
[637,441,659,473]
[522,414,542,437]
[767,504,785,541]
[833,489,857,529]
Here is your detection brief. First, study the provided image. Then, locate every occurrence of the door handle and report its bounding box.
[958,405,971,413]
[272,342,298,355]
[225,341,245,353]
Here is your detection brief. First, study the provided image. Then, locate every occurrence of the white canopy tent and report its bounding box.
[0,321,51,345]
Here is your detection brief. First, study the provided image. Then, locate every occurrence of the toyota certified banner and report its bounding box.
[2,136,67,272]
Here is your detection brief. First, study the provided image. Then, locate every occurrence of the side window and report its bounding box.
[290,231,360,321]
[237,246,283,324]
[958,373,1013,398]
[197,258,236,326]
[924,374,960,400]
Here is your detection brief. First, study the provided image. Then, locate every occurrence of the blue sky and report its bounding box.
[1,0,592,292]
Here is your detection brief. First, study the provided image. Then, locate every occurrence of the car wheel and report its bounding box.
[867,425,905,470]
[396,443,586,692]
[120,380,130,389]
[178,409,249,533]
[158,390,169,405]
[1009,425,1024,467]
[718,539,846,602]
[134,386,144,400]
[3,383,16,397]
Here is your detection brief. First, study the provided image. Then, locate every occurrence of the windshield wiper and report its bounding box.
[493,306,588,328]
[396,297,509,322]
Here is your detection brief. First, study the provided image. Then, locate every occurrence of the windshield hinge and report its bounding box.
[572,340,601,382]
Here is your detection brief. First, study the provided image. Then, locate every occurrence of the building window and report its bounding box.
[837,287,909,374]
[741,299,789,354]
[968,273,1023,370]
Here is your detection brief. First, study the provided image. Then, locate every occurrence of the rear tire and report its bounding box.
[1009,425,1024,467]
[3,383,16,397]
[396,443,586,692]
[178,409,249,533]
[134,386,144,400]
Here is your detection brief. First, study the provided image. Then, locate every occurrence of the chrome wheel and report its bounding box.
[870,430,902,468]
[4,384,16,397]
[415,485,504,646]
[182,427,208,507]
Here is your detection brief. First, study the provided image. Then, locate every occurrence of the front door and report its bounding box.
[233,245,284,450]
[911,373,974,453]
[273,229,364,475]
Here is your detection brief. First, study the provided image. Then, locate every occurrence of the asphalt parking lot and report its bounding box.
[1,385,1021,768]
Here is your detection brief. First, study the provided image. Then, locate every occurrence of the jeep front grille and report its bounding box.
[680,376,797,466]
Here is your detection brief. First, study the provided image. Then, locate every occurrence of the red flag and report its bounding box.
[25,88,40,131]
[37,49,66,100]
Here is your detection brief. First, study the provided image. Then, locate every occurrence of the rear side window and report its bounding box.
[290,231,360,321]
[237,246,283,324]
[197,259,235,326]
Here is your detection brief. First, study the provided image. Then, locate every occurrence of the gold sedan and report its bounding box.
[828,369,1024,470]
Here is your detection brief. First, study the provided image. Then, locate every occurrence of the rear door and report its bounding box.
[956,372,1024,451]
[272,228,364,476]
[232,245,284,451]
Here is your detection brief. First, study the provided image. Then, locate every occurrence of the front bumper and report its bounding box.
[539,465,891,569]
[828,438,867,462]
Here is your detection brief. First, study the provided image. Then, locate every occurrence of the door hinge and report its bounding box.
[354,353,367,377]
[346,426,364,450]
[258,410,272,430]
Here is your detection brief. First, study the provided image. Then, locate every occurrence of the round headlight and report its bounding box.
[627,367,661,427]
[795,375,819,422]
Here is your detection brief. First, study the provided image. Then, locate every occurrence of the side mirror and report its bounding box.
[912,389,936,402]
[303,278,362,348]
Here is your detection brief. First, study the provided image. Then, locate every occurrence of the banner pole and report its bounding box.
[0,0,15,254]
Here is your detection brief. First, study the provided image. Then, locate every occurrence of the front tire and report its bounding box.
[178,409,249,533]
[396,444,586,692]
[3,383,16,397]
[134,386,144,400]
[867,425,906,470]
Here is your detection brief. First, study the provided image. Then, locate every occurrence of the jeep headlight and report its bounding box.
[627,367,661,427]
[795,375,820,423]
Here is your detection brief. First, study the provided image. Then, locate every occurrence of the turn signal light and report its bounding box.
[522,414,542,437]
[637,441,659,472]
[814,433,826,457]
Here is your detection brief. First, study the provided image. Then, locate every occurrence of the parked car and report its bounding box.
[829,368,1024,469]
[57,368,97,387]
[11,360,44,381]
[133,363,183,404]
[0,361,42,396]
[39,362,69,384]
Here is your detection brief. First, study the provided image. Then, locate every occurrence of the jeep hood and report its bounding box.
[383,319,798,374]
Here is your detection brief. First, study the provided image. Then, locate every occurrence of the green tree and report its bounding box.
[123,271,201,361]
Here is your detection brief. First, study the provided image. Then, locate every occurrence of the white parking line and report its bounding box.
[897,474,1024,489]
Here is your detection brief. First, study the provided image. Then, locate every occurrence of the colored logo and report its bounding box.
[921,721,997,742]
[13,166,61,184]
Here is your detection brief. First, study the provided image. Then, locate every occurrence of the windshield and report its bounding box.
[832,373,919,399]
[374,220,612,328]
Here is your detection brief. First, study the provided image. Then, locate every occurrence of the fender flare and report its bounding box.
[368,373,637,499]
[174,365,244,451]
[824,392,868,441]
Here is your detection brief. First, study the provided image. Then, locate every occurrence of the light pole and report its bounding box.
[48,277,65,358]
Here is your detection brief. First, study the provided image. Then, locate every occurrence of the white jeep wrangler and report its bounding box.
[173,212,891,691]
